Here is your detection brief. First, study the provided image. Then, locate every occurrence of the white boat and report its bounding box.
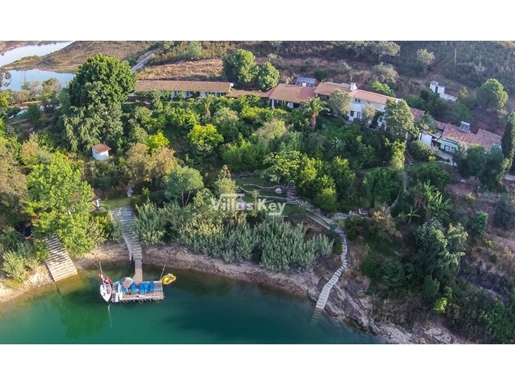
[98,272,114,303]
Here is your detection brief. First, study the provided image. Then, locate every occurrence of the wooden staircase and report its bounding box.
[45,234,81,292]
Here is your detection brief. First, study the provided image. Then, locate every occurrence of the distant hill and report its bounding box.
[4,41,157,73]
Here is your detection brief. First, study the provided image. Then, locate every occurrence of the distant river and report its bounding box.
[0,262,384,344]
[0,42,75,90]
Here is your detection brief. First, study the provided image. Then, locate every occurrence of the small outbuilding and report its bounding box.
[92,144,111,161]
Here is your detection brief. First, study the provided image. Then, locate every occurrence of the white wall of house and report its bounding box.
[92,149,109,161]
[419,133,434,147]
[348,100,386,123]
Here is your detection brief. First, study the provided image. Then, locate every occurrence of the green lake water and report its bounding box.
[0,262,384,344]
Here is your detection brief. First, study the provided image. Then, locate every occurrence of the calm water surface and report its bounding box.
[1,42,74,91]
[0,263,384,344]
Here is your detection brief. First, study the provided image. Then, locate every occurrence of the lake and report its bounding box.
[0,262,384,344]
[0,41,75,91]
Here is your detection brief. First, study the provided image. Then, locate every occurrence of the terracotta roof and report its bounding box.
[92,144,111,153]
[135,80,233,93]
[314,82,351,96]
[410,107,425,122]
[226,89,273,98]
[474,129,502,151]
[350,89,397,106]
[268,84,316,104]
[436,121,502,151]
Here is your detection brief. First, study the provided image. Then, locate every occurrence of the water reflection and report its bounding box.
[48,277,109,340]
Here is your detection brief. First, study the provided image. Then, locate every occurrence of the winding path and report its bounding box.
[287,171,409,310]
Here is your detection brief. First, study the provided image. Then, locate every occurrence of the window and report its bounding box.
[354,98,361,103]
[350,111,355,117]
[356,112,361,119]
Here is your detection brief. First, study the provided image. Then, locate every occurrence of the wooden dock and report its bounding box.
[109,281,165,303]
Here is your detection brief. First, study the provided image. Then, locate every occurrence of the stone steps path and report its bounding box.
[111,206,144,282]
[284,181,350,311]
[236,175,410,312]
[45,234,79,282]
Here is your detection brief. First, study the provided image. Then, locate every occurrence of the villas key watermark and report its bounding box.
[211,193,286,216]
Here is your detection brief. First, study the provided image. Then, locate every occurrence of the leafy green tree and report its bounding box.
[327,89,352,121]
[363,168,402,208]
[371,81,395,96]
[458,87,476,109]
[493,195,515,230]
[313,175,338,213]
[212,106,240,142]
[423,275,440,298]
[501,112,515,171]
[222,49,257,87]
[256,61,280,90]
[385,99,416,139]
[389,140,406,170]
[367,206,402,243]
[409,140,434,161]
[164,165,204,206]
[303,97,329,130]
[67,53,136,108]
[455,145,487,179]
[451,103,474,126]
[371,63,398,86]
[187,123,224,157]
[467,211,488,244]
[263,150,303,183]
[362,103,376,123]
[24,154,95,257]
[314,68,328,82]
[62,102,124,152]
[415,219,467,282]
[0,139,28,228]
[124,143,177,190]
[187,41,203,60]
[329,157,356,201]
[222,138,263,172]
[213,165,237,196]
[145,131,169,153]
[480,147,506,190]
[256,118,288,141]
[26,103,43,128]
[476,78,509,111]
[371,41,400,62]
[0,90,13,107]
[415,49,435,74]
[40,78,62,112]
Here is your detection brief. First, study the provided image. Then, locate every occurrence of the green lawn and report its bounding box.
[235,177,278,188]
[99,196,133,210]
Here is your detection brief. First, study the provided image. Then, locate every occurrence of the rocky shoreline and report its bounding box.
[0,241,467,344]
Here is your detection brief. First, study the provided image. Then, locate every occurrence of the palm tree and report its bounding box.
[423,192,451,221]
[398,206,420,225]
[198,95,216,118]
[304,97,328,130]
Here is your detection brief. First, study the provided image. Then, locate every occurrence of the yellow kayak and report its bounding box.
[161,273,176,285]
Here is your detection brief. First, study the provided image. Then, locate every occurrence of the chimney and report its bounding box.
[350,83,357,91]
